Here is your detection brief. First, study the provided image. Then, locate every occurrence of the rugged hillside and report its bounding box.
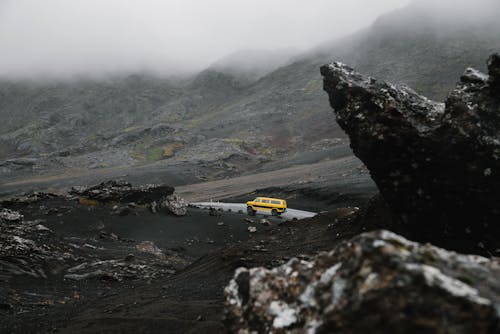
[1,0,499,185]
[0,76,182,154]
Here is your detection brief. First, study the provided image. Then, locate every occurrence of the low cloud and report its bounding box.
[0,0,410,78]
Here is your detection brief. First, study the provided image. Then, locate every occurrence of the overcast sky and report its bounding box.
[0,0,411,78]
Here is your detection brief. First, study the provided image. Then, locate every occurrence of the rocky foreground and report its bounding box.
[222,54,500,333]
[2,56,500,333]
[225,230,500,333]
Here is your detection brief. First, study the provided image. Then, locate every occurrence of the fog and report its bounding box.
[410,0,499,18]
[0,0,411,78]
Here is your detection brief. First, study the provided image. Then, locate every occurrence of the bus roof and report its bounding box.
[256,197,286,202]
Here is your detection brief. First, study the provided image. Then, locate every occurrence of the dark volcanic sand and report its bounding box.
[0,197,286,333]
[18,199,275,259]
[3,182,491,333]
[0,156,380,333]
[9,211,370,334]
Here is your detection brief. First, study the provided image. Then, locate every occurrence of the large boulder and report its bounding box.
[320,54,500,253]
[224,230,500,334]
[158,194,188,216]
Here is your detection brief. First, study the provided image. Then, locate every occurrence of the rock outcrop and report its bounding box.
[224,230,500,333]
[69,180,174,205]
[320,54,500,253]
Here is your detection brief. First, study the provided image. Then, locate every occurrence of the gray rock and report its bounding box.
[247,226,257,233]
[160,194,188,216]
[64,257,178,281]
[260,218,271,226]
[112,206,132,216]
[150,201,159,213]
[224,230,500,333]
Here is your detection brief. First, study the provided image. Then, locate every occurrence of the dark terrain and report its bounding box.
[0,179,370,334]
[2,1,500,333]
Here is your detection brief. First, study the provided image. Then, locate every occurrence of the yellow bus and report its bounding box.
[246,197,287,216]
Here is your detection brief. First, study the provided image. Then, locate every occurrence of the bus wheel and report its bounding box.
[271,209,278,216]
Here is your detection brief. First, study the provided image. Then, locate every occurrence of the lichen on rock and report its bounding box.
[224,230,500,333]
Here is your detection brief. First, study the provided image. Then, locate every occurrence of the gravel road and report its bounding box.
[191,202,317,220]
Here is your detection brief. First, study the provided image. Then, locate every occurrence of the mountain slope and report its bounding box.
[209,48,301,83]
[1,0,499,183]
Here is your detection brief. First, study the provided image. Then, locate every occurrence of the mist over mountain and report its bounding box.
[0,0,499,183]
[310,0,500,99]
[0,0,408,79]
[209,48,301,82]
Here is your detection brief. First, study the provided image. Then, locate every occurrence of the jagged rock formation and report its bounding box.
[69,180,174,205]
[224,230,500,333]
[320,54,500,253]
